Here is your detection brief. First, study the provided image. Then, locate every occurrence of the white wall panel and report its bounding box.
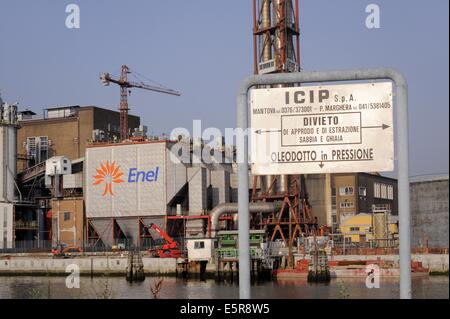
[86,142,185,218]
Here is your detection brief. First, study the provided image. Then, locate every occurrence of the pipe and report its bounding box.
[237,68,410,299]
[210,201,282,237]
[6,164,22,202]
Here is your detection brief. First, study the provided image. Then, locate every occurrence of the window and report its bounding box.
[374,182,381,198]
[63,212,71,221]
[340,201,355,208]
[359,187,367,196]
[380,184,387,199]
[374,182,394,199]
[387,185,394,200]
[194,241,205,249]
[350,227,360,232]
[339,186,354,196]
[26,136,49,167]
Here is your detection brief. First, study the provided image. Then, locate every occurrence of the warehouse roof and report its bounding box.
[410,174,449,183]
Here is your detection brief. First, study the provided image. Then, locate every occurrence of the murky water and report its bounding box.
[0,276,447,299]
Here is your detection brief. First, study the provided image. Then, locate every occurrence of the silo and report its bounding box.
[0,101,18,203]
[85,141,187,246]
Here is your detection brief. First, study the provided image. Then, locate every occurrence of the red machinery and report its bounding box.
[146,223,183,258]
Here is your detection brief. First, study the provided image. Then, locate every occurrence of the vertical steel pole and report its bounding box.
[237,88,251,299]
[396,78,412,299]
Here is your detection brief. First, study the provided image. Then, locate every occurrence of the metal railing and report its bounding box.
[216,248,265,260]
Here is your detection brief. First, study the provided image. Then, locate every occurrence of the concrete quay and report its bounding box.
[0,253,447,276]
[0,255,177,276]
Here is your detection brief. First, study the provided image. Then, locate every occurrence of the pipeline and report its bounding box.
[210,201,283,237]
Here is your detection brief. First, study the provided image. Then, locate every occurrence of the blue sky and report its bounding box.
[0,0,448,177]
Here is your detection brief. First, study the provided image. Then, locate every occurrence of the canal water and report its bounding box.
[0,276,447,299]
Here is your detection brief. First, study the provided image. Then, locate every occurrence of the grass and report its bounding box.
[337,280,350,299]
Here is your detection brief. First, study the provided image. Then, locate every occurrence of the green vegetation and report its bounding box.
[90,272,116,299]
[337,280,350,299]
[150,278,164,299]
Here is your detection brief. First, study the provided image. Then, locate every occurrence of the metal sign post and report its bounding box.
[236,68,411,299]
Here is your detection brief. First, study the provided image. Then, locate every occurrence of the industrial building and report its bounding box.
[16,105,140,172]
[50,197,84,248]
[0,1,409,263]
[288,173,398,234]
[410,175,449,249]
[330,173,398,230]
[338,213,398,245]
[0,102,142,249]
[84,138,238,249]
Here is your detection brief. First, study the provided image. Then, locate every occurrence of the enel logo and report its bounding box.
[127,167,160,183]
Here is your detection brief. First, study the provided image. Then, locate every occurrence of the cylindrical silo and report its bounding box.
[0,102,18,203]
[0,125,7,202]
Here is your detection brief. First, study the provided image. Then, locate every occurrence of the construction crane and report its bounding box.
[100,65,180,141]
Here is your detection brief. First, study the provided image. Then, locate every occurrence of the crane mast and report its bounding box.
[120,65,130,142]
[100,65,180,141]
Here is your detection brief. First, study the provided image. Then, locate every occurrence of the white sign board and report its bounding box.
[250,82,393,175]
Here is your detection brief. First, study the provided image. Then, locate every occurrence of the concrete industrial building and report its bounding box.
[17,105,140,172]
[339,213,398,244]
[50,198,84,248]
[84,139,236,249]
[331,173,398,230]
[301,173,398,233]
[5,105,140,248]
[410,175,449,249]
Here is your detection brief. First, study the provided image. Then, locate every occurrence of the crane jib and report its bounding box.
[100,65,180,140]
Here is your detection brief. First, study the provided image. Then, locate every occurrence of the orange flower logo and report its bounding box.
[93,161,124,196]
